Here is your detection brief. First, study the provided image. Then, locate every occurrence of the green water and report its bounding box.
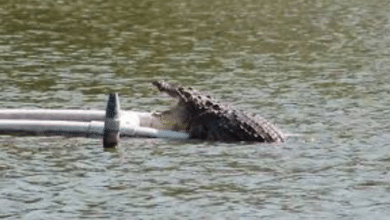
[1,0,390,219]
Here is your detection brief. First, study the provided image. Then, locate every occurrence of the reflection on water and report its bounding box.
[1,0,390,219]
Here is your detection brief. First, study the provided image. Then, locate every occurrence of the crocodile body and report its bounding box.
[152,80,286,143]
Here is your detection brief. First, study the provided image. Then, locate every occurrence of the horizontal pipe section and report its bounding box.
[0,109,106,121]
[0,109,178,131]
[0,119,189,140]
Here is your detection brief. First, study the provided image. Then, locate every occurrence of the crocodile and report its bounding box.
[151,80,286,143]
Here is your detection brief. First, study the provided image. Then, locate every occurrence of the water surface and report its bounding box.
[1,0,390,219]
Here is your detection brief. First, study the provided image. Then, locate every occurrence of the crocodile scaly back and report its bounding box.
[152,80,286,143]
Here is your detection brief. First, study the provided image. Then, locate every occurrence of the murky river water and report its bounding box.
[1,0,390,219]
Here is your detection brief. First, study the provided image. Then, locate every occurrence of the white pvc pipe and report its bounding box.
[0,119,96,136]
[0,109,190,140]
[0,109,164,128]
[0,119,190,140]
[0,109,106,121]
[122,126,190,139]
[0,109,177,132]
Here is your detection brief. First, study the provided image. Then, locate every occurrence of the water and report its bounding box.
[1,0,390,219]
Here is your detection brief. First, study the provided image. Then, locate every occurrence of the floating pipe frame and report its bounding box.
[0,95,190,142]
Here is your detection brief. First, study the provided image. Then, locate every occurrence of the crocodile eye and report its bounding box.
[197,95,202,99]
[206,95,211,99]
